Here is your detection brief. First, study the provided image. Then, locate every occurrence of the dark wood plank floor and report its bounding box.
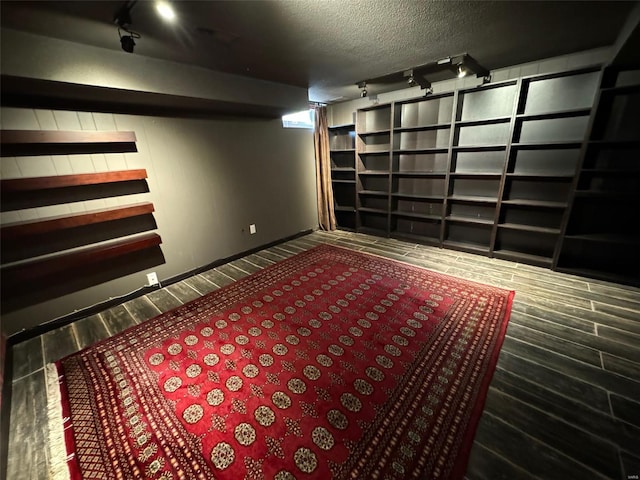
[7,230,640,479]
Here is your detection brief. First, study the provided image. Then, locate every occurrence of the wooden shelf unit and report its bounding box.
[329,65,640,285]
[1,129,136,145]
[0,202,154,240]
[1,233,162,294]
[1,169,147,192]
[556,66,640,286]
[355,105,392,233]
[329,123,357,230]
[1,130,137,156]
[0,128,165,308]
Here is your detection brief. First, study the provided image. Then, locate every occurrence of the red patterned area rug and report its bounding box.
[47,244,514,480]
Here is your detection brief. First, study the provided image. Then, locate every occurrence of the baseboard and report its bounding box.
[8,228,314,345]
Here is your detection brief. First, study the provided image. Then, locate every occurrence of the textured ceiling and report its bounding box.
[1,1,636,103]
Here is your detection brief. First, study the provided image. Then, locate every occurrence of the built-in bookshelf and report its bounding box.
[329,123,356,230]
[446,81,518,254]
[495,68,600,267]
[556,66,640,285]
[328,64,640,286]
[356,105,392,235]
[391,93,453,244]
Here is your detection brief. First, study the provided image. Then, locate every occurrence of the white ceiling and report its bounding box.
[1,1,636,103]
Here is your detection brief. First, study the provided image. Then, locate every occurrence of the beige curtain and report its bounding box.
[313,105,337,231]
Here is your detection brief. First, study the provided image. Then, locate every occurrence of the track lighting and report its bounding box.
[355,53,489,100]
[404,69,432,93]
[358,81,368,98]
[119,28,140,53]
[114,1,141,53]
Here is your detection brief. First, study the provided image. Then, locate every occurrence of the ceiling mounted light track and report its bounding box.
[356,53,490,97]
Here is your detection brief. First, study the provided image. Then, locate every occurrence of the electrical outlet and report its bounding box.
[146,272,159,286]
[249,224,257,234]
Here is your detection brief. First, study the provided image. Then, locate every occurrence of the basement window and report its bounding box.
[282,109,314,129]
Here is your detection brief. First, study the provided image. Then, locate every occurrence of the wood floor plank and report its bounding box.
[42,324,79,364]
[503,281,594,310]
[602,353,640,382]
[510,310,640,363]
[444,266,516,288]
[7,370,49,480]
[165,281,201,304]
[597,324,640,347]
[511,302,596,334]
[405,249,463,264]
[199,268,234,288]
[496,351,611,413]
[122,296,161,324]
[229,258,261,274]
[100,304,138,335]
[505,319,602,367]
[253,250,286,263]
[12,336,43,380]
[444,263,515,282]
[243,253,275,268]
[491,368,640,456]
[515,292,603,321]
[215,263,249,281]
[288,237,322,250]
[331,237,372,250]
[145,289,184,312]
[589,281,640,301]
[274,243,304,255]
[466,441,537,480]
[610,394,640,429]
[516,294,640,336]
[511,269,590,291]
[593,302,640,321]
[484,388,621,479]
[501,336,640,400]
[473,412,610,480]
[182,275,218,296]
[72,314,111,350]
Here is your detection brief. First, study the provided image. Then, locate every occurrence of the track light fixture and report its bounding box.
[355,53,489,99]
[358,81,368,98]
[118,28,141,53]
[114,0,141,53]
[404,69,433,94]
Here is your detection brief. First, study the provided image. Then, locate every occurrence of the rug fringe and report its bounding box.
[46,363,71,480]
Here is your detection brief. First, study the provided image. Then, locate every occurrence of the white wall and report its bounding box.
[328,47,613,126]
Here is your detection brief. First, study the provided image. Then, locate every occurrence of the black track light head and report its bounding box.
[357,81,368,98]
[120,34,136,53]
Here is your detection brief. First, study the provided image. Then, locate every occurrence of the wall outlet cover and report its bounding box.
[147,272,159,286]
[249,224,257,234]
